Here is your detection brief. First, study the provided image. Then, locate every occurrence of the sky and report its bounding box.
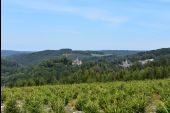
[1,0,170,51]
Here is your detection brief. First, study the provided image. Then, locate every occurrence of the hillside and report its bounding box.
[1,50,32,57]
[1,48,170,87]
[1,58,20,74]
[100,50,141,56]
[5,49,93,66]
[4,49,141,66]
[127,48,170,61]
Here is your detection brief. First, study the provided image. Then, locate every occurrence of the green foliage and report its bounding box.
[1,79,170,113]
[1,48,170,87]
[4,98,20,113]
[23,96,44,113]
[83,101,100,113]
[156,102,169,113]
[2,56,170,87]
[50,98,65,113]
[75,95,89,111]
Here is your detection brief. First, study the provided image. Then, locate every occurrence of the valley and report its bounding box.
[1,48,170,113]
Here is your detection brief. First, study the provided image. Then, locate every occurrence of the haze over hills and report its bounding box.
[1,50,33,57]
[1,49,141,66]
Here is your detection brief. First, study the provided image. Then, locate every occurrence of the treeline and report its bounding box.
[1,59,19,75]
[2,55,170,87]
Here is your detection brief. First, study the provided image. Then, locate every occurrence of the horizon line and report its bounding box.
[2,47,170,52]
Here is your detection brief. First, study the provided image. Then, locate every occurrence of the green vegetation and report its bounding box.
[1,56,170,87]
[1,48,170,87]
[1,48,170,112]
[3,49,140,66]
[1,50,32,57]
[1,79,170,113]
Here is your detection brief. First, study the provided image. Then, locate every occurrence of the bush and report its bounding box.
[165,98,170,112]
[50,98,65,113]
[75,96,89,111]
[156,102,168,113]
[4,99,20,113]
[84,101,100,113]
[23,97,44,113]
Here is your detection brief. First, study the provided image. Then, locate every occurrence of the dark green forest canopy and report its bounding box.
[1,48,170,87]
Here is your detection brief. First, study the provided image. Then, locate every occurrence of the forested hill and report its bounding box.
[1,50,32,57]
[126,48,170,61]
[99,50,140,56]
[1,58,20,75]
[1,48,170,87]
[3,49,141,66]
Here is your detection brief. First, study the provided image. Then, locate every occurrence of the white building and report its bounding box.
[72,57,82,66]
[120,59,132,68]
[138,59,154,65]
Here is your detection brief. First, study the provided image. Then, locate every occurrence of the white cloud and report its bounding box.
[10,0,127,26]
[80,9,127,25]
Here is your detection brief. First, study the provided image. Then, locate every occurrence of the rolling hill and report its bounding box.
[1,48,170,86]
[3,49,141,66]
[1,50,33,57]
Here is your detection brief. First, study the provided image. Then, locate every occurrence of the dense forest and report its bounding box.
[1,48,170,87]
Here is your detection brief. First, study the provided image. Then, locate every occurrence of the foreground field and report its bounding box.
[1,79,170,113]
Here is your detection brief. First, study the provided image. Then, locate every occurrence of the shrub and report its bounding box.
[75,96,89,111]
[83,101,100,113]
[4,99,20,113]
[23,97,44,113]
[50,98,65,113]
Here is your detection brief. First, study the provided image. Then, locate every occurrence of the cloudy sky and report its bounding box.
[2,0,170,51]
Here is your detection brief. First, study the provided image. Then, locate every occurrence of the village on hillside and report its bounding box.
[120,59,154,68]
[72,57,154,68]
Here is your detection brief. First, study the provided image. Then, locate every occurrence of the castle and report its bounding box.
[72,57,82,66]
[120,59,132,68]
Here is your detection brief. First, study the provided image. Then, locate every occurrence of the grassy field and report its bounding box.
[1,79,170,113]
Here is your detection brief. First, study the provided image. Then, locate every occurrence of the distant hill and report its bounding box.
[99,50,142,56]
[3,48,169,67]
[126,48,170,61]
[137,48,170,57]
[5,49,93,66]
[1,50,33,57]
[4,49,141,66]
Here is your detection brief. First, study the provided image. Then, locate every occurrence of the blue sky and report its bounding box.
[2,0,170,51]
